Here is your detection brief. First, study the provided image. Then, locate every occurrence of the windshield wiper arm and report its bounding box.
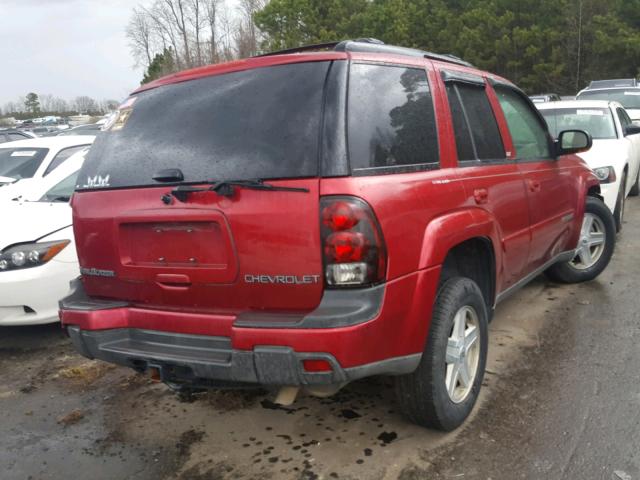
[170,179,309,202]
[46,195,71,203]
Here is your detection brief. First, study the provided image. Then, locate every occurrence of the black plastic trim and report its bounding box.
[67,326,421,387]
[59,276,129,311]
[234,283,385,329]
[60,276,384,330]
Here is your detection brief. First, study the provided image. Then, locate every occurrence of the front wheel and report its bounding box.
[545,196,615,284]
[395,277,488,431]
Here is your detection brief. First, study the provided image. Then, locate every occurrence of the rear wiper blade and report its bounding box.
[170,179,309,202]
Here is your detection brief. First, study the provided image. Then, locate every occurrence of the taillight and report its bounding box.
[320,196,387,287]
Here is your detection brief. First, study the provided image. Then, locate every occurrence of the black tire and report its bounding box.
[395,277,488,431]
[545,196,615,284]
[630,169,640,196]
[613,172,626,232]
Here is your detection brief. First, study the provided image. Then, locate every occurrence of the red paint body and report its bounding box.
[61,49,599,370]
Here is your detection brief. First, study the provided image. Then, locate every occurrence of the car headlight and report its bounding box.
[592,166,616,184]
[0,240,70,272]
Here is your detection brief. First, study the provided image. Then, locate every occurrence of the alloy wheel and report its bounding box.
[445,305,480,404]
[571,212,606,270]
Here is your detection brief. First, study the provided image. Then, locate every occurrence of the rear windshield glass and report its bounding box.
[540,108,617,139]
[0,147,49,180]
[577,89,640,109]
[77,61,332,190]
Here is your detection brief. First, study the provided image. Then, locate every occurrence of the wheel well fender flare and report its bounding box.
[418,208,503,275]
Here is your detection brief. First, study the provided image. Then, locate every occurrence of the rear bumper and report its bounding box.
[60,267,441,386]
[67,326,421,386]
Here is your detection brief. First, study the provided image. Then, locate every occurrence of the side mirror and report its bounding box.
[556,129,592,156]
[624,124,640,136]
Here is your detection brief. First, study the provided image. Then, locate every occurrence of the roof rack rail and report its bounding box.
[254,39,473,67]
[253,41,342,57]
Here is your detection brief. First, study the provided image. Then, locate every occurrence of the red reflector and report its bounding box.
[325,232,367,262]
[322,201,359,231]
[302,359,333,372]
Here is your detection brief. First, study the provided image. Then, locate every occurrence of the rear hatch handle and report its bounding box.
[155,273,192,290]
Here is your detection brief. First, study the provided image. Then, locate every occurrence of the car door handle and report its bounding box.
[473,188,488,204]
[528,180,541,193]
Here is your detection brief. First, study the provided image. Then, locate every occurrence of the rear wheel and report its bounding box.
[545,196,615,284]
[395,277,488,431]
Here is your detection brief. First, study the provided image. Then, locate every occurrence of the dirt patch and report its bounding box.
[203,388,267,411]
[177,429,207,458]
[57,409,85,426]
[178,461,239,480]
[59,361,116,386]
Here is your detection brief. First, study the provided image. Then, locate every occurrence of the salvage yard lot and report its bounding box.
[2,198,640,480]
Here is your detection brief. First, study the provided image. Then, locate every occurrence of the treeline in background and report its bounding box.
[127,0,640,95]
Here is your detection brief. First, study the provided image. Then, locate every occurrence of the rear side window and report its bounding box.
[79,62,332,190]
[44,145,87,176]
[617,107,632,129]
[445,82,505,162]
[495,87,551,160]
[348,64,438,172]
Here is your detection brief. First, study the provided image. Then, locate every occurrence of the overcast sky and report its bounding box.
[0,0,158,105]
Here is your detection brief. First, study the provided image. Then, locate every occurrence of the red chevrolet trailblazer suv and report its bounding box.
[60,39,615,431]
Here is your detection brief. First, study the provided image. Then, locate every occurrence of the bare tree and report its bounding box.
[51,97,69,113]
[162,0,192,67]
[146,2,184,70]
[39,94,54,112]
[203,0,220,63]
[236,0,264,57]
[74,96,98,114]
[126,7,155,67]
[125,0,263,75]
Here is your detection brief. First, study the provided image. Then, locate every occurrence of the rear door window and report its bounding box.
[445,82,505,162]
[79,61,332,190]
[617,108,632,129]
[44,145,88,176]
[348,64,439,173]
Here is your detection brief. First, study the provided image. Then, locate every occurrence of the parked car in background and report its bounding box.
[0,129,35,143]
[537,100,640,231]
[0,149,86,325]
[60,39,614,432]
[0,136,94,200]
[577,79,640,122]
[56,123,102,136]
[529,93,561,103]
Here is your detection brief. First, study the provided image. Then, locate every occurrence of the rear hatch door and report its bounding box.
[74,60,338,314]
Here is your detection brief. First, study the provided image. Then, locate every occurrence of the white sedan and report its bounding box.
[0,150,86,326]
[537,100,640,231]
[0,136,94,201]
